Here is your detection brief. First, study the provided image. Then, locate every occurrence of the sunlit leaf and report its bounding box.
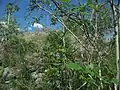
[111,78,120,84]
[62,0,71,2]
[66,63,81,70]
[88,0,92,4]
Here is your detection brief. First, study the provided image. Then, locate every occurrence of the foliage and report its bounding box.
[0,0,119,90]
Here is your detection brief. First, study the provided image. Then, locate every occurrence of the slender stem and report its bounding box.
[62,17,65,47]
[7,10,10,25]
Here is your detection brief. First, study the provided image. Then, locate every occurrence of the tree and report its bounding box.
[109,0,120,89]
[0,0,119,89]
[26,0,117,89]
[6,3,19,24]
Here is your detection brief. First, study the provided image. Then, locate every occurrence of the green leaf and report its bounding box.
[45,67,58,77]
[66,63,81,70]
[88,63,94,69]
[72,7,79,12]
[59,48,66,53]
[62,0,71,2]
[88,0,92,4]
[89,4,95,9]
[111,78,120,84]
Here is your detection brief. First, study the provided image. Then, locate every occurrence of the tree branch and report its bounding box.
[35,3,90,52]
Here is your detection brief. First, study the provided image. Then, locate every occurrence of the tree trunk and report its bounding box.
[110,0,120,89]
[113,2,120,90]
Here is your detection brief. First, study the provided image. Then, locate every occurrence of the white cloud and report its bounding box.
[28,27,32,31]
[32,23,43,29]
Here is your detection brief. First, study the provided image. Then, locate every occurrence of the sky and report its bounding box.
[0,0,118,31]
[0,0,29,30]
[0,0,61,31]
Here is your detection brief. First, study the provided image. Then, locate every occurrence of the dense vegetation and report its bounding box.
[0,0,120,90]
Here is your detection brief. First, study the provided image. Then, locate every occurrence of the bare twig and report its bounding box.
[76,82,87,90]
